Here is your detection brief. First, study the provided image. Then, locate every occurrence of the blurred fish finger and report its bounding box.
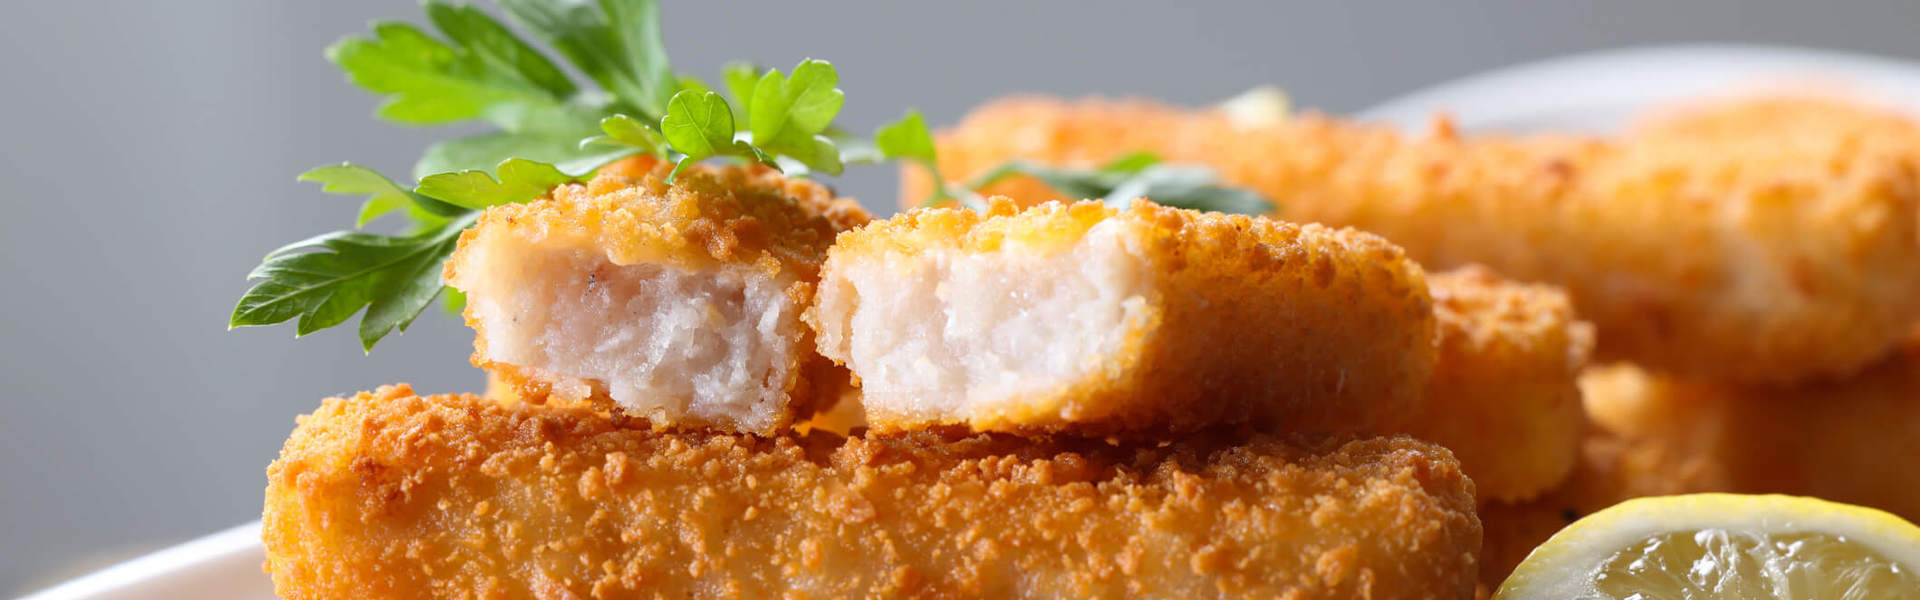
[1391,266,1593,502]
[912,96,1920,383]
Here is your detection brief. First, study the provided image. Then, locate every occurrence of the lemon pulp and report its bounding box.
[1495,494,1920,600]
[1591,529,1918,599]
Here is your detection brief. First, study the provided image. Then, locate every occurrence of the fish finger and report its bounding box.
[262,385,1483,599]
[910,96,1920,383]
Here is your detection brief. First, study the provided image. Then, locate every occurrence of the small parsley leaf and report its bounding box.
[422,1,577,99]
[1102,165,1271,215]
[298,163,465,227]
[600,0,677,116]
[875,110,955,205]
[1098,151,1159,175]
[660,90,769,180]
[231,212,476,351]
[781,60,843,135]
[415,131,633,179]
[736,60,845,175]
[660,90,733,160]
[415,158,578,210]
[441,287,468,317]
[597,113,669,155]
[970,153,1273,216]
[1107,166,1269,214]
[967,160,1108,200]
[721,61,760,120]
[498,0,673,119]
[748,59,843,142]
[760,129,843,175]
[328,20,598,134]
[748,70,793,142]
[875,110,938,163]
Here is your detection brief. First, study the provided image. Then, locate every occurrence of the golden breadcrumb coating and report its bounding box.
[482,371,520,405]
[1579,335,1920,524]
[491,156,871,275]
[1389,266,1593,503]
[809,198,1437,436]
[910,96,1920,383]
[263,386,1483,600]
[1478,336,1920,588]
[445,156,870,434]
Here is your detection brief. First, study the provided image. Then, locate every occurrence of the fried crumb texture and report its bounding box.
[445,156,870,435]
[809,198,1437,437]
[264,385,1482,600]
[1476,335,1920,588]
[1389,265,1593,503]
[910,96,1920,383]
[455,155,870,275]
[1578,335,1920,523]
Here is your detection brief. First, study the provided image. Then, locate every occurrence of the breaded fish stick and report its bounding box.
[445,156,869,434]
[1578,336,1920,524]
[1390,266,1593,503]
[807,198,1437,436]
[264,386,1483,599]
[912,97,1920,383]
[1478,337,1920,587]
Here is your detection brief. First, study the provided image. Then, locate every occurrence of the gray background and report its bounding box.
[4,0,1919,594]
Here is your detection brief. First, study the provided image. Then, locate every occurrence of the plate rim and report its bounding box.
[1358,42,1920,132]
[16,522,266,600]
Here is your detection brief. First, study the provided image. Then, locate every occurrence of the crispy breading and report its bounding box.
[1477,337,1920,588]
[910,96,1920,383]
[263,386,1483,600]
[481,371,520,405]
[466,155,870,276]
[1390,266,1593,503]
[802,262,1594,501]
[445,156,870,434]
[1579,337,1920,524]
[808,198,1437,436]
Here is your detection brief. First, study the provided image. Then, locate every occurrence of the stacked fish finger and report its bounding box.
[908,95,1920,384]
[260,81,1920,596]
[906,92,1920,590]
[271,154,1608,598]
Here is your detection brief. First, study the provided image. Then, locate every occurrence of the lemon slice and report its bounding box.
[1495,494,1920,599]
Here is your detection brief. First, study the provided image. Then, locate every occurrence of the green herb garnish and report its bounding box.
[964,153,1272,215]
[873,110,955,206]
[231,0,1270,351]
[878,113,1272,214]
[231,0,873,350]
[231,213,476,351]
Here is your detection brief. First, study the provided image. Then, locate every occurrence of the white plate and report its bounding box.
[17,523,271,600]
[1359,43,1920,133]
[25,43,1920,600]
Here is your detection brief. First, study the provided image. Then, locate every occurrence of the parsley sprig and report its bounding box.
[872,115,1270,214]
[232,213,477,349]
[231,0,1271,351]
[964,152,1271,215]
[231,0,890,350]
